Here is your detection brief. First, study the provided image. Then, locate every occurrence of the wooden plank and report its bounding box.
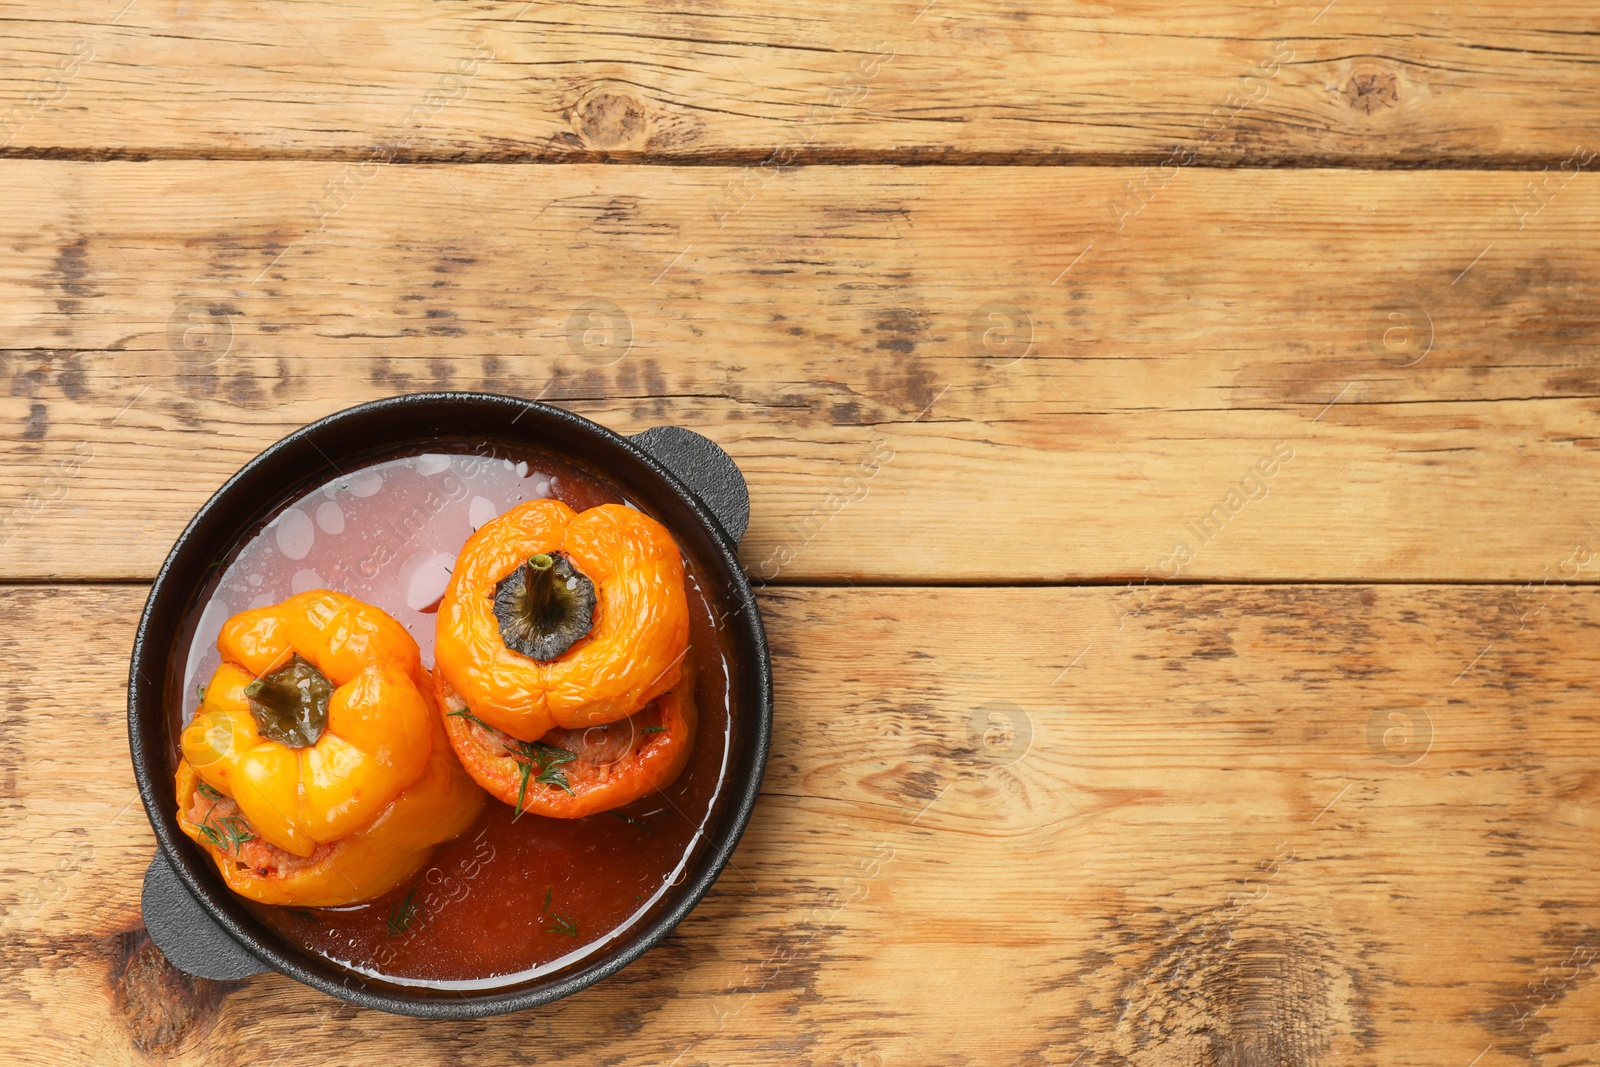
[3,583,1599,1064]
[2,162,1598,582]
[0,1,1599,164]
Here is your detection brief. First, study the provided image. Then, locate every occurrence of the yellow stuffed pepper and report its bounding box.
[176,591,484,907]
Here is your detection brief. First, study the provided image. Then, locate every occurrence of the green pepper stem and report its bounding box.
[244,655,331,749]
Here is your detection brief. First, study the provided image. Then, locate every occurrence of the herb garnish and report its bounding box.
[193,779,254,854]
[387,880,424,936]
[446,707,496,733]
[447,709,578,816]
[508,740,577,818]
[196,809,255,855]
[642,726,667,734]
[542,887,578,937]
[513,759,534,818]
[526,741,576,792]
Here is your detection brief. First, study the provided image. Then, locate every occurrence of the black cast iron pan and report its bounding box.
[127,392,771,1018]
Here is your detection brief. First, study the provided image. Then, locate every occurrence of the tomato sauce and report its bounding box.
[180,447,734,987]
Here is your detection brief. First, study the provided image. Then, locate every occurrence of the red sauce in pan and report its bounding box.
[181,448,734,987]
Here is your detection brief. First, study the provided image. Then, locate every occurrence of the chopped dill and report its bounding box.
[197,809,255,855]
[446,707,496,733]
[542,887,577,936]
[387,880,424,937]
[513,759,534,820]
[509,739,577,806]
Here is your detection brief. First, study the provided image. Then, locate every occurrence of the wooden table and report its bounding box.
[3,2,1600,1063]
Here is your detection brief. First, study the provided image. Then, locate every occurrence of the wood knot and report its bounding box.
[1342,68,1398,114]
[1067,907,1376,1067]
[569,85,651,150]
[105,929,231,1056]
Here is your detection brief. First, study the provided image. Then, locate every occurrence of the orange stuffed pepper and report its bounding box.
[176,591,484,907]
[434,499,695,817]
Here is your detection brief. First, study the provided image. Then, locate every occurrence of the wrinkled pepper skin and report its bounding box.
[434,500,690,740]
[435,666,697,819]
[175,710,482,906]
[177,591,484,906]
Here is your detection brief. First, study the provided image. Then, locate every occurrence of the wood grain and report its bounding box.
[2,1,1600,165]
[2,162,1598,583]
[3,0,1594,1061]
[3,583,1598,1065]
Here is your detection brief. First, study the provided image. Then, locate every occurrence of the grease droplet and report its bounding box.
[316,500,346,535]
[275,508,315,561]
[401,550,456,612]
[346,471,383,497]
[469,496,498,530]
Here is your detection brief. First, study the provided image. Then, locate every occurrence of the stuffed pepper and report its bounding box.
[434,499,695,816]
[176,590,484,906]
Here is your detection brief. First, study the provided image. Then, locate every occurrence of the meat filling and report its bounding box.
[184,784,335,878]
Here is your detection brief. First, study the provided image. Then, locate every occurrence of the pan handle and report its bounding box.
[630,426,750,545]
[142,852,267,980]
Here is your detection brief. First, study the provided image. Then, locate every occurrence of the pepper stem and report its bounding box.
[494,551,597,662]
[244,654,331,749]
[523,554,560,629]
